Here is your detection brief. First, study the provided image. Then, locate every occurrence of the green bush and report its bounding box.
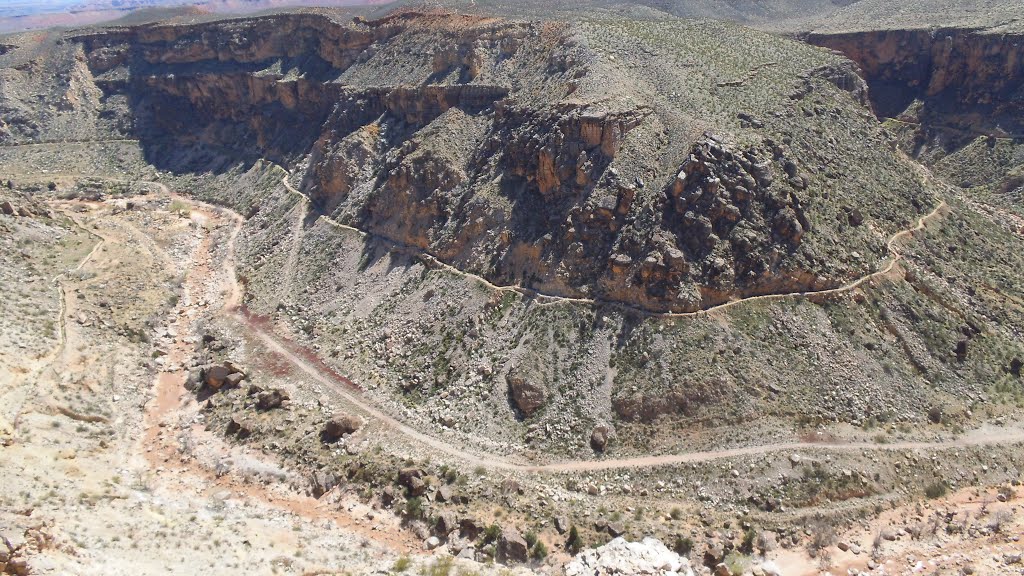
[925,481,947,499]
[673,536,693,555]
[391,556,411,573]
[740,528,756,554]
[482,524,501,544]
[404,497,424,519]
[567,526,584,554]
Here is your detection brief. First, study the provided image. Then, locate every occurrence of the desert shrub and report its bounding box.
[806,516,837,554]
[925,481,947,499]
[482,524,501,544]
[392,556,411,573]
[673,536,693,556]
[740,528,756,554]
[404,496,424,519]
[988,509,1013,532]
[567,526,584,554]
[420,556,453,576]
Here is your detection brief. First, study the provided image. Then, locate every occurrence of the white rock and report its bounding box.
[564,537,695,576]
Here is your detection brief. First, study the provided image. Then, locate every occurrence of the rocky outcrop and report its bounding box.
[613,375,735,423]
[506,369,546,418]
[320,412,363,442]
[255,388,288,411]
[564,537,695,576]
[497,526,529,564]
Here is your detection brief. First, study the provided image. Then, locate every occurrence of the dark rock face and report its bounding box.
[653,136,823,309]
[320,413,363,442]
[507,370,546,418]
[498,526,529,564]
[809,29,1024,137]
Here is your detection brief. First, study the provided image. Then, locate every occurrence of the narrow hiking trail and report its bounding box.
[197,174,1016,474]
[272,166,949,319]
[13,170,1020,476]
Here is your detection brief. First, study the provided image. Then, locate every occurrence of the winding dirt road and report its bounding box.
[246,319,1024,473]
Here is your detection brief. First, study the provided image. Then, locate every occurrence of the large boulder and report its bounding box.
[184,368,203,391]
[255,389,289,411]
[398,467,426,496]
[224,372,245,388]
[459,517,483,540]
[507,371,546,417]
[225,416,252,439]
[498,526,530,564]
[435,511,458,536]
[310,470,338,498]
[205,365,231,389]
[590,424,614,452]
[321,412,364,443]
[565,537,695,576]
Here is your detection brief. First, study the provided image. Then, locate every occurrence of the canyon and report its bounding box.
[2,1,1024,575]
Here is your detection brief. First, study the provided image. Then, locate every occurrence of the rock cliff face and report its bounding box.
[809,28,1024,140]
[68,10,928,313]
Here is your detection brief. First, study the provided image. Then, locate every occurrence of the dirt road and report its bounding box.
[244,317,1024,472]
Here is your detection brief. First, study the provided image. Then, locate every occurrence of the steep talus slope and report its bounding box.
[67,11,935,315]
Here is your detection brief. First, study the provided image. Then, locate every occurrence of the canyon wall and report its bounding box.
[68,11,931,313]
[809,28,1024,142]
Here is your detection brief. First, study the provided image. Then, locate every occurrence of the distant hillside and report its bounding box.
[0,0,390,34]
